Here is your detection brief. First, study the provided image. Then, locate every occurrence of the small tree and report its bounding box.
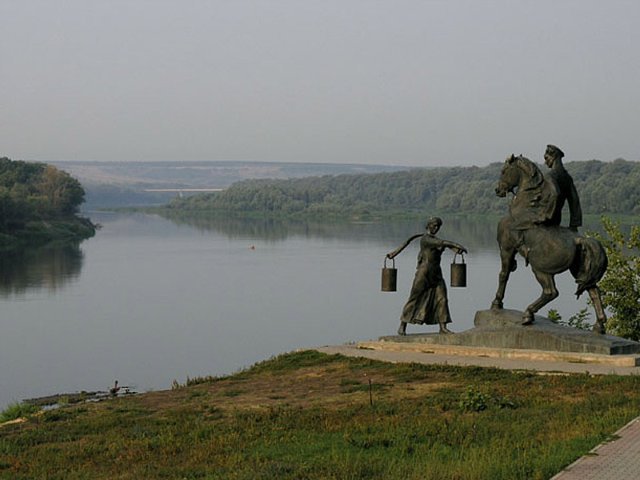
[592,217,640,340]
[36,165,85,216]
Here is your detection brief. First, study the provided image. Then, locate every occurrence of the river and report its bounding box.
[0,212,594,408]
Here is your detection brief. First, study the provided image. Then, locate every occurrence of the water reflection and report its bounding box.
[0,244,84,296]
[161,212,500,250]
[162,212,610,253]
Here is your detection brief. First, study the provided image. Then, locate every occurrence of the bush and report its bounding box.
[458,387,517,412]
[547,308,592,330]
[592,217,640,340]
[0,401,40,422]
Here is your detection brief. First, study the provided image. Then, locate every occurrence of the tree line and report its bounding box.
[167,159,640,217]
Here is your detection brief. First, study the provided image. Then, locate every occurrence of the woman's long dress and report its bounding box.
[400,234,451,325]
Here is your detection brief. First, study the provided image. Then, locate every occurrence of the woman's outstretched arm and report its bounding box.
[387,234,422,259]
[444,240,467,254]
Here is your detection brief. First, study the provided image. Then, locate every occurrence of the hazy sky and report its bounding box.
[2,0,639,166]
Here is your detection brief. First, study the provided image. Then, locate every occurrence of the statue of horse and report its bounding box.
[491,154,608,333]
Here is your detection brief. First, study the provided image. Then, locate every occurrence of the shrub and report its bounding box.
[0,402,40,422]
[591,217,640,340]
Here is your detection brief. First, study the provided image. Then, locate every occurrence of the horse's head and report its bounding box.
[495,154,521,197]
[495,154,544,197]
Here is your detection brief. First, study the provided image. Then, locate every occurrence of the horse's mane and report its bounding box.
[508,155,557,228]
[514,155,545,191]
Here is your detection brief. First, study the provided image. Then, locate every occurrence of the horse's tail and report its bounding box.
[571,237,608,297]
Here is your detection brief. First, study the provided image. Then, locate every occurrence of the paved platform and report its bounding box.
[360,340,640,367]
[551,418,640,480]
[317,344,640,375]
[316,344,640,480]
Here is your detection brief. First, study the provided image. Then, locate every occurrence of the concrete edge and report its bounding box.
[358,341,640,367]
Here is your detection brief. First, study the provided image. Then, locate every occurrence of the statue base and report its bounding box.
[372,309,640,364]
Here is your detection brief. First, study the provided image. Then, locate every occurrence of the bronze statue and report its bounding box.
[544,145,582,231]
[508,145,582,262]
[387,217,467,336]
[492,154,608,333]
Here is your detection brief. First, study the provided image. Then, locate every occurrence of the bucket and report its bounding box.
[381,257,397,292]
[450,253,467,287]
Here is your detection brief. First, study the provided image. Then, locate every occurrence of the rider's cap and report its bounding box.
[546,144,564,158]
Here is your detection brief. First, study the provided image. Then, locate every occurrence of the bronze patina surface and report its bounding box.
[387,217,466,336]
[492,151,608,333]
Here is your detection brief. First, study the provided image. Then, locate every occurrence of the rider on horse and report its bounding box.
[494,151,608,332]
[512,145,582,263]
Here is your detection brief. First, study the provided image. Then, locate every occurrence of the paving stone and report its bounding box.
[551,419,640,480]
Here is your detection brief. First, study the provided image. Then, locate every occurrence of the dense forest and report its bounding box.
[166,159,640,218]
[0,157,95,247]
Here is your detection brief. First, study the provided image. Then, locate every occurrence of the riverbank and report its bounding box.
[0,217,96,250]
[2,350,640,479]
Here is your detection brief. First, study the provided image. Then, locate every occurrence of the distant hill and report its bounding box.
[50,161,411,208]
[164,159,640,218]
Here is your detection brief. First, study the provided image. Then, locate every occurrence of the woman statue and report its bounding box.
[387,217,467,335]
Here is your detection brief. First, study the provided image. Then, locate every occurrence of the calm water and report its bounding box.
[0,212,593,408]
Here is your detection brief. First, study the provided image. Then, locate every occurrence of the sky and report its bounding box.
[1,0,639,167]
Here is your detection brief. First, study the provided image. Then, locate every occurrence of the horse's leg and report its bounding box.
[397,321,407,336]
[492,246,516,309]
[587,287,607,334]
[522,270,559,325]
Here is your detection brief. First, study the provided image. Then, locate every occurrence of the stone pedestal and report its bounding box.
[378,309,640,356]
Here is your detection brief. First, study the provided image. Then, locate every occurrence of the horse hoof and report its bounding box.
[491,301,503,310]
[522,314,534,326]
[592,323,605,335]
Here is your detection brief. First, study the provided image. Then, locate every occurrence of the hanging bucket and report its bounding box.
[450,253,467,287]
[381,257,397,292]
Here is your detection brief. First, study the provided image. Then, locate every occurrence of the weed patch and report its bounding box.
[459,387,518,412]
[0,402,40,423]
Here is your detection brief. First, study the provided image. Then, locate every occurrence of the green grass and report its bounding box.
[0,402,40,423]
[1,351,640,479]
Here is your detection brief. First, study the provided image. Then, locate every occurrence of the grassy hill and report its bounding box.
[2,351,640,479]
